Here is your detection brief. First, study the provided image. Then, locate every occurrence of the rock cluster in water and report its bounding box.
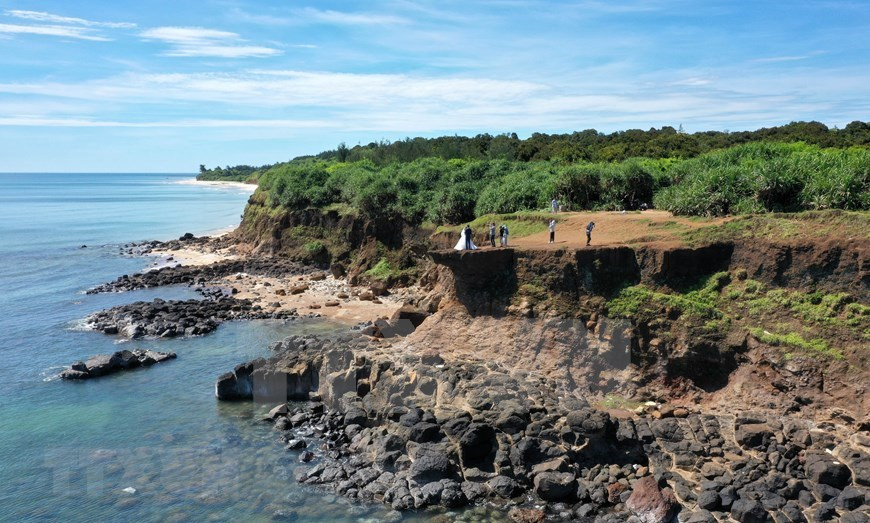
[218,334,870,521]
[60,349,176,379]
[86,297,300,338]
[87,257,320,294]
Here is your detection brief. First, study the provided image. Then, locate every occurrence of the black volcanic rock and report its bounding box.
[85,296,296,339]
[60,349,175,380]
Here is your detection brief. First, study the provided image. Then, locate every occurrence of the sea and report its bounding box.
[0,173,496,523]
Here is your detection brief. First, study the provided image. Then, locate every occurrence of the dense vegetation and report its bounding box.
[206,120,870,220]
[256,141,867,222]
[315,120,870,165]
[654,142,869,215]
[197,163,269,183]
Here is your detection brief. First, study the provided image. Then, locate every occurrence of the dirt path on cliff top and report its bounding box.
[510,210,732,250]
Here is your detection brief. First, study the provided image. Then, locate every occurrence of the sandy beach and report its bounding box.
[149,230,406,325]
[228,272,409,325]
[173,178,259,192]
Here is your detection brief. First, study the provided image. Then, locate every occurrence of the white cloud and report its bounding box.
[4,9,136,28]
[230,7,410,26]
[750,51,825,64]
[0,116,333,128]
[0,63,866,134]
[0,23,109,41]
[139,26,282,58]
[295,7,409,25]
[671,77,714,87]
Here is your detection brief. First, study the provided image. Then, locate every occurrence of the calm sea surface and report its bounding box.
[0,173,496,522]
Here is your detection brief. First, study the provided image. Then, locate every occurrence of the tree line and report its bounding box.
[315,120,870,165]
[198,120,869,181]
[256,142,868,222]
[200,120,869,220]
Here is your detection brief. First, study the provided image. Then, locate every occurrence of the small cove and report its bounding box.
[0,173,507,522]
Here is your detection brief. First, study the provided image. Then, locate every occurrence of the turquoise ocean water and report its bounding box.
[0,173,432,522]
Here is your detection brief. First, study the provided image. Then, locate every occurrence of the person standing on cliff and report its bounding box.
[549,219,556,243]
[501,224,509,246]
[586,221,596,246]
[464,225,473,250]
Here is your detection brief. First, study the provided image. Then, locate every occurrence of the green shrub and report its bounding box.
[475,166,557,215]
[304,240,325,253]
[750,328,843,359]
[655,142,870,216]
[599,158,656,210]
[365,258,394,280]
[553,164,601,210]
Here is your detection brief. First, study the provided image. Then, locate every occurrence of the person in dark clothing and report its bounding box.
[549,219,556,243]
[464,225,473,250]
[585,221,596,246]
[489,223,496,247]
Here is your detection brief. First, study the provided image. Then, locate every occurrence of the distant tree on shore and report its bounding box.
[306,120,870,166]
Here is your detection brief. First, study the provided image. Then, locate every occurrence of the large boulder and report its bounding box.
[806,453,852,489]
[409,444,455,483]
[566,408,612,437]
[533,472,577,502]
[215,362,254,399]
[458,423,497,467]
[649,418,684,443]
[390,306,430,329]
[837,486,865,511]
[625,476,680,523]
[730,498,770,523]
[487,475,522,499]
[736,423,775,449]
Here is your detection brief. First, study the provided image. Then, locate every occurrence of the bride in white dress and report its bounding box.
[453,227,478,251]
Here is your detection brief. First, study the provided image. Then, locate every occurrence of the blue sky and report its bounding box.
[0,1,867,172]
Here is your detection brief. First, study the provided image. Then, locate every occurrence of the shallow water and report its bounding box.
[0,173,509,522]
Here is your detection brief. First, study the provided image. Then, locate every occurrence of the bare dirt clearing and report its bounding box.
[506,210,731,250]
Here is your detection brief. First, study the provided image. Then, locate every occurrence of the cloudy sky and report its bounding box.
[0,1,867,172]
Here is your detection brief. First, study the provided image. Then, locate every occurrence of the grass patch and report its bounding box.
[304,240,325,253]
[681,210,870,246]
[750,328,843,360]
[732,281,868,330]
[597,394,647,411]
[365,258,394,281]
[518,283,549,302]
[607,272,729,320]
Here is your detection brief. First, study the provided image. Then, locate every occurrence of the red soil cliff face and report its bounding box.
[422,240,868,421]
[431,239,868,304]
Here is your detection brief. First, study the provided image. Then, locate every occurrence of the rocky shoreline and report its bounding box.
[216,334,870,522]
[71,223,870,522]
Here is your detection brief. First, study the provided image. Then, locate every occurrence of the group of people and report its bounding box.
[452,196,601,251]
[454,223,510,250]
[454,219,598,250]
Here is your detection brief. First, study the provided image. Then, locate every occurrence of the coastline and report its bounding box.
[173,178,258,191]
[146,234,405,326]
